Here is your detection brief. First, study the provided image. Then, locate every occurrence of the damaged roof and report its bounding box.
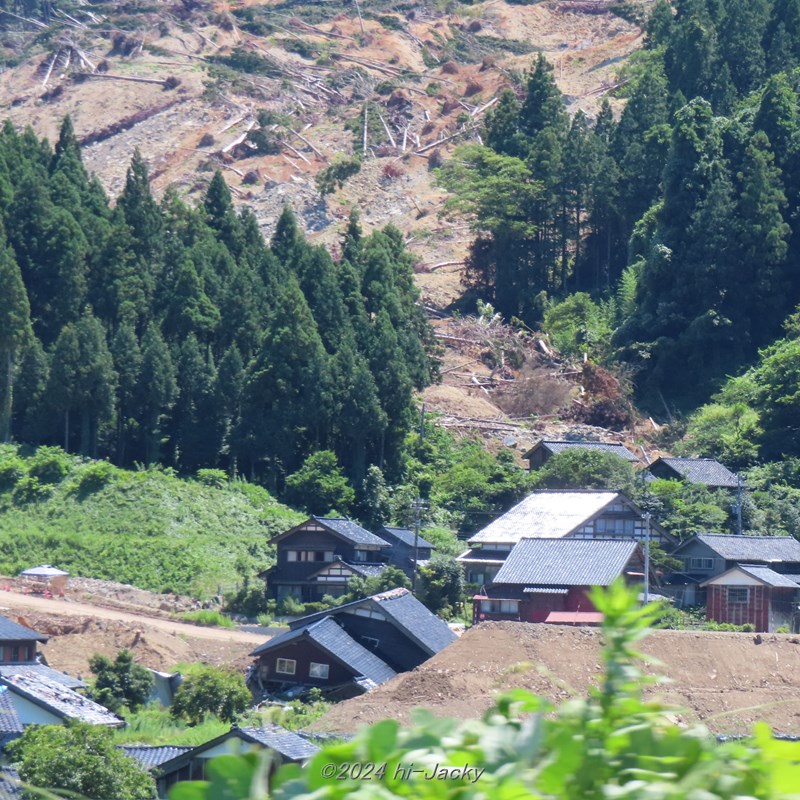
[649,457,739,488]
[524,440,639,461]
[0,662,85,690]
[0,672,124,727]
[0,616,48,643]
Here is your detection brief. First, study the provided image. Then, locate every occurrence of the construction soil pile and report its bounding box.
[312,622,800,736]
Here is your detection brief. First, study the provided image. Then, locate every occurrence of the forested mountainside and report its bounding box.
[442,0,800,416]
[0,119,435,487]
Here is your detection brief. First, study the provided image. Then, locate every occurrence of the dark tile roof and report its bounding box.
[492,538,639,587]
[0,769,21,800]
[369,588,458,655]
[686,534,800,562]
[121,745,194,770]
[252,618,396,686]
[525,440,639,461]
[237,726,320,761]
[650,457,739,488]
[0,673,124,727]
[378,527,435,550]
[0,662,85,689]
[0,616,47,643]
[0,687,23,735]
[314,517,390,547]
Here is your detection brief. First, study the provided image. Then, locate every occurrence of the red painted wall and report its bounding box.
[706,585,769,631]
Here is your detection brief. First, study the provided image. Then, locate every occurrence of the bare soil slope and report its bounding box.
[312,622,800,736]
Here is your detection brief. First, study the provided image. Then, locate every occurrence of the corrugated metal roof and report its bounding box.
[522,587,569,594]
[526,440,638,461]
[314,517,390,547]
[689,534,800,562]
[378,527,435,550]
[121,745,194,769]
[0,663,85,689]
[651,458,738,488]
[252,618,396,686]
[492,538,639,587]
[469,491,619,545]
[0,616,48,643]
[238,726,321,761]
[1,673,124,727]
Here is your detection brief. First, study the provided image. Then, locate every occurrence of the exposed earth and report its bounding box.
[311,621,800,736]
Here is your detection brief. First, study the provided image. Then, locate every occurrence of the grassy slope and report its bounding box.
[0,448,302,597]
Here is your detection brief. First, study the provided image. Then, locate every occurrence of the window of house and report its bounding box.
[689,558,714,570]
[361,636,379,649]
[276,658,296,675]
[480,599,519,614]
[353,550,368,562]
[286,551,298,562]
[468,572,484,585]
[728,587,749,604]
[309,662,329,679]
[10,646,19,662]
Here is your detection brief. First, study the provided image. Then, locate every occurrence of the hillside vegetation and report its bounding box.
[0,445,301,596]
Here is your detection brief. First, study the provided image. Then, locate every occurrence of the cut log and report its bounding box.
[289,128,327,161]
[414,125,477,155]
[41,51,59,88]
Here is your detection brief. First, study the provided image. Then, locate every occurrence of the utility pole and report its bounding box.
[643,511,651,604]
[412,404,425,594]
[735,473,743,536]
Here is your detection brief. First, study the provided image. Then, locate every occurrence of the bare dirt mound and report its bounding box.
[311,622,800,736]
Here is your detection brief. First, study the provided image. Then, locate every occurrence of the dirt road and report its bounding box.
[0,590,265,644]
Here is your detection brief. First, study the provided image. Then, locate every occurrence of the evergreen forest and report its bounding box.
[439,0,800,418]
[0,118,436,490]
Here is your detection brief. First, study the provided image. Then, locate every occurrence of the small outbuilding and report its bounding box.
[19,565,69,596]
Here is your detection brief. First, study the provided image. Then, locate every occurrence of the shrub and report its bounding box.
[441,60,460,74]
[170,666,250,725]
[28,446,70,484]
[12,475,50,504]
[224,584,269,617]
[283,450,355,515]
[76,462,116,494]
[464,79,483,96]
[425,82,441,96]
[196,468,228,488]
[382,162,404,180]
[198,132,215,147]
[181,610,235,628]
[0,456,25,491]
[88,649,154,713]
[163,75,181,90]
[315,156,362,195]
[277,595,305,616]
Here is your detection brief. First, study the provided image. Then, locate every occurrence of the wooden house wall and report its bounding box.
[254,639,355,688]
[334,613,428,673]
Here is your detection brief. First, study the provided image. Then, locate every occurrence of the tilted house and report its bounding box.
[0,672,123,727]
[375,526,435,580]
[523,440,639,471]
[701,565,800,632]
[473,538,647,625]
[264,517,391,602]
[250,588,456,697]
[457,491,674,587]
[646,457,739,489]
[123,725,319,798]
[668,534,800,607]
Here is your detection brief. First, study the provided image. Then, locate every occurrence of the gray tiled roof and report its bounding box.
[0,662,85,689]
[526,440,639,461]
[738,565,800,588]
[314,517,390,547]
[0,616,47,643]
[368,589,457,655]
[237,726,321,761]
[121,745,194,770]
[469,491,620,545]
[378,527,435,550]
[0,673,124,727]
[252,618,396,686]
[348,563,388,578]
[0,687,23,735]
[690,534,800,562]
[651,457,739,488]
[492,538,639,587]
[0,769,21,800]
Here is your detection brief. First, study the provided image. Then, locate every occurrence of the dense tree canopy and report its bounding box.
[0,122,435,494]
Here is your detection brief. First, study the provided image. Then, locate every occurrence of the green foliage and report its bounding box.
[88,648,154,713]
[417,555,464,618]
[0,447,301,597]
[181,609,235,628]
[174,581,800,800]
[27,445,70,484]
[542,293,615,360]
[260,689,329,730]
[8,722,156,800]
[170,665,250,726]
[196,469,229,488]
[115,705,233,746]
[75,460,118,494]
[340,566,411,604]
[284,451,355,515]
[0,454,25,490]
[533,449,638,494]
[315,156,362,195]
[646,479,731,538]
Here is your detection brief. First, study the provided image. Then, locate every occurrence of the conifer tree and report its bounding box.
[136,324,177,465]
[519,54,568,139]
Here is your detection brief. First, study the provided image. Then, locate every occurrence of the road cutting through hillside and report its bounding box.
[0,589,265,644]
